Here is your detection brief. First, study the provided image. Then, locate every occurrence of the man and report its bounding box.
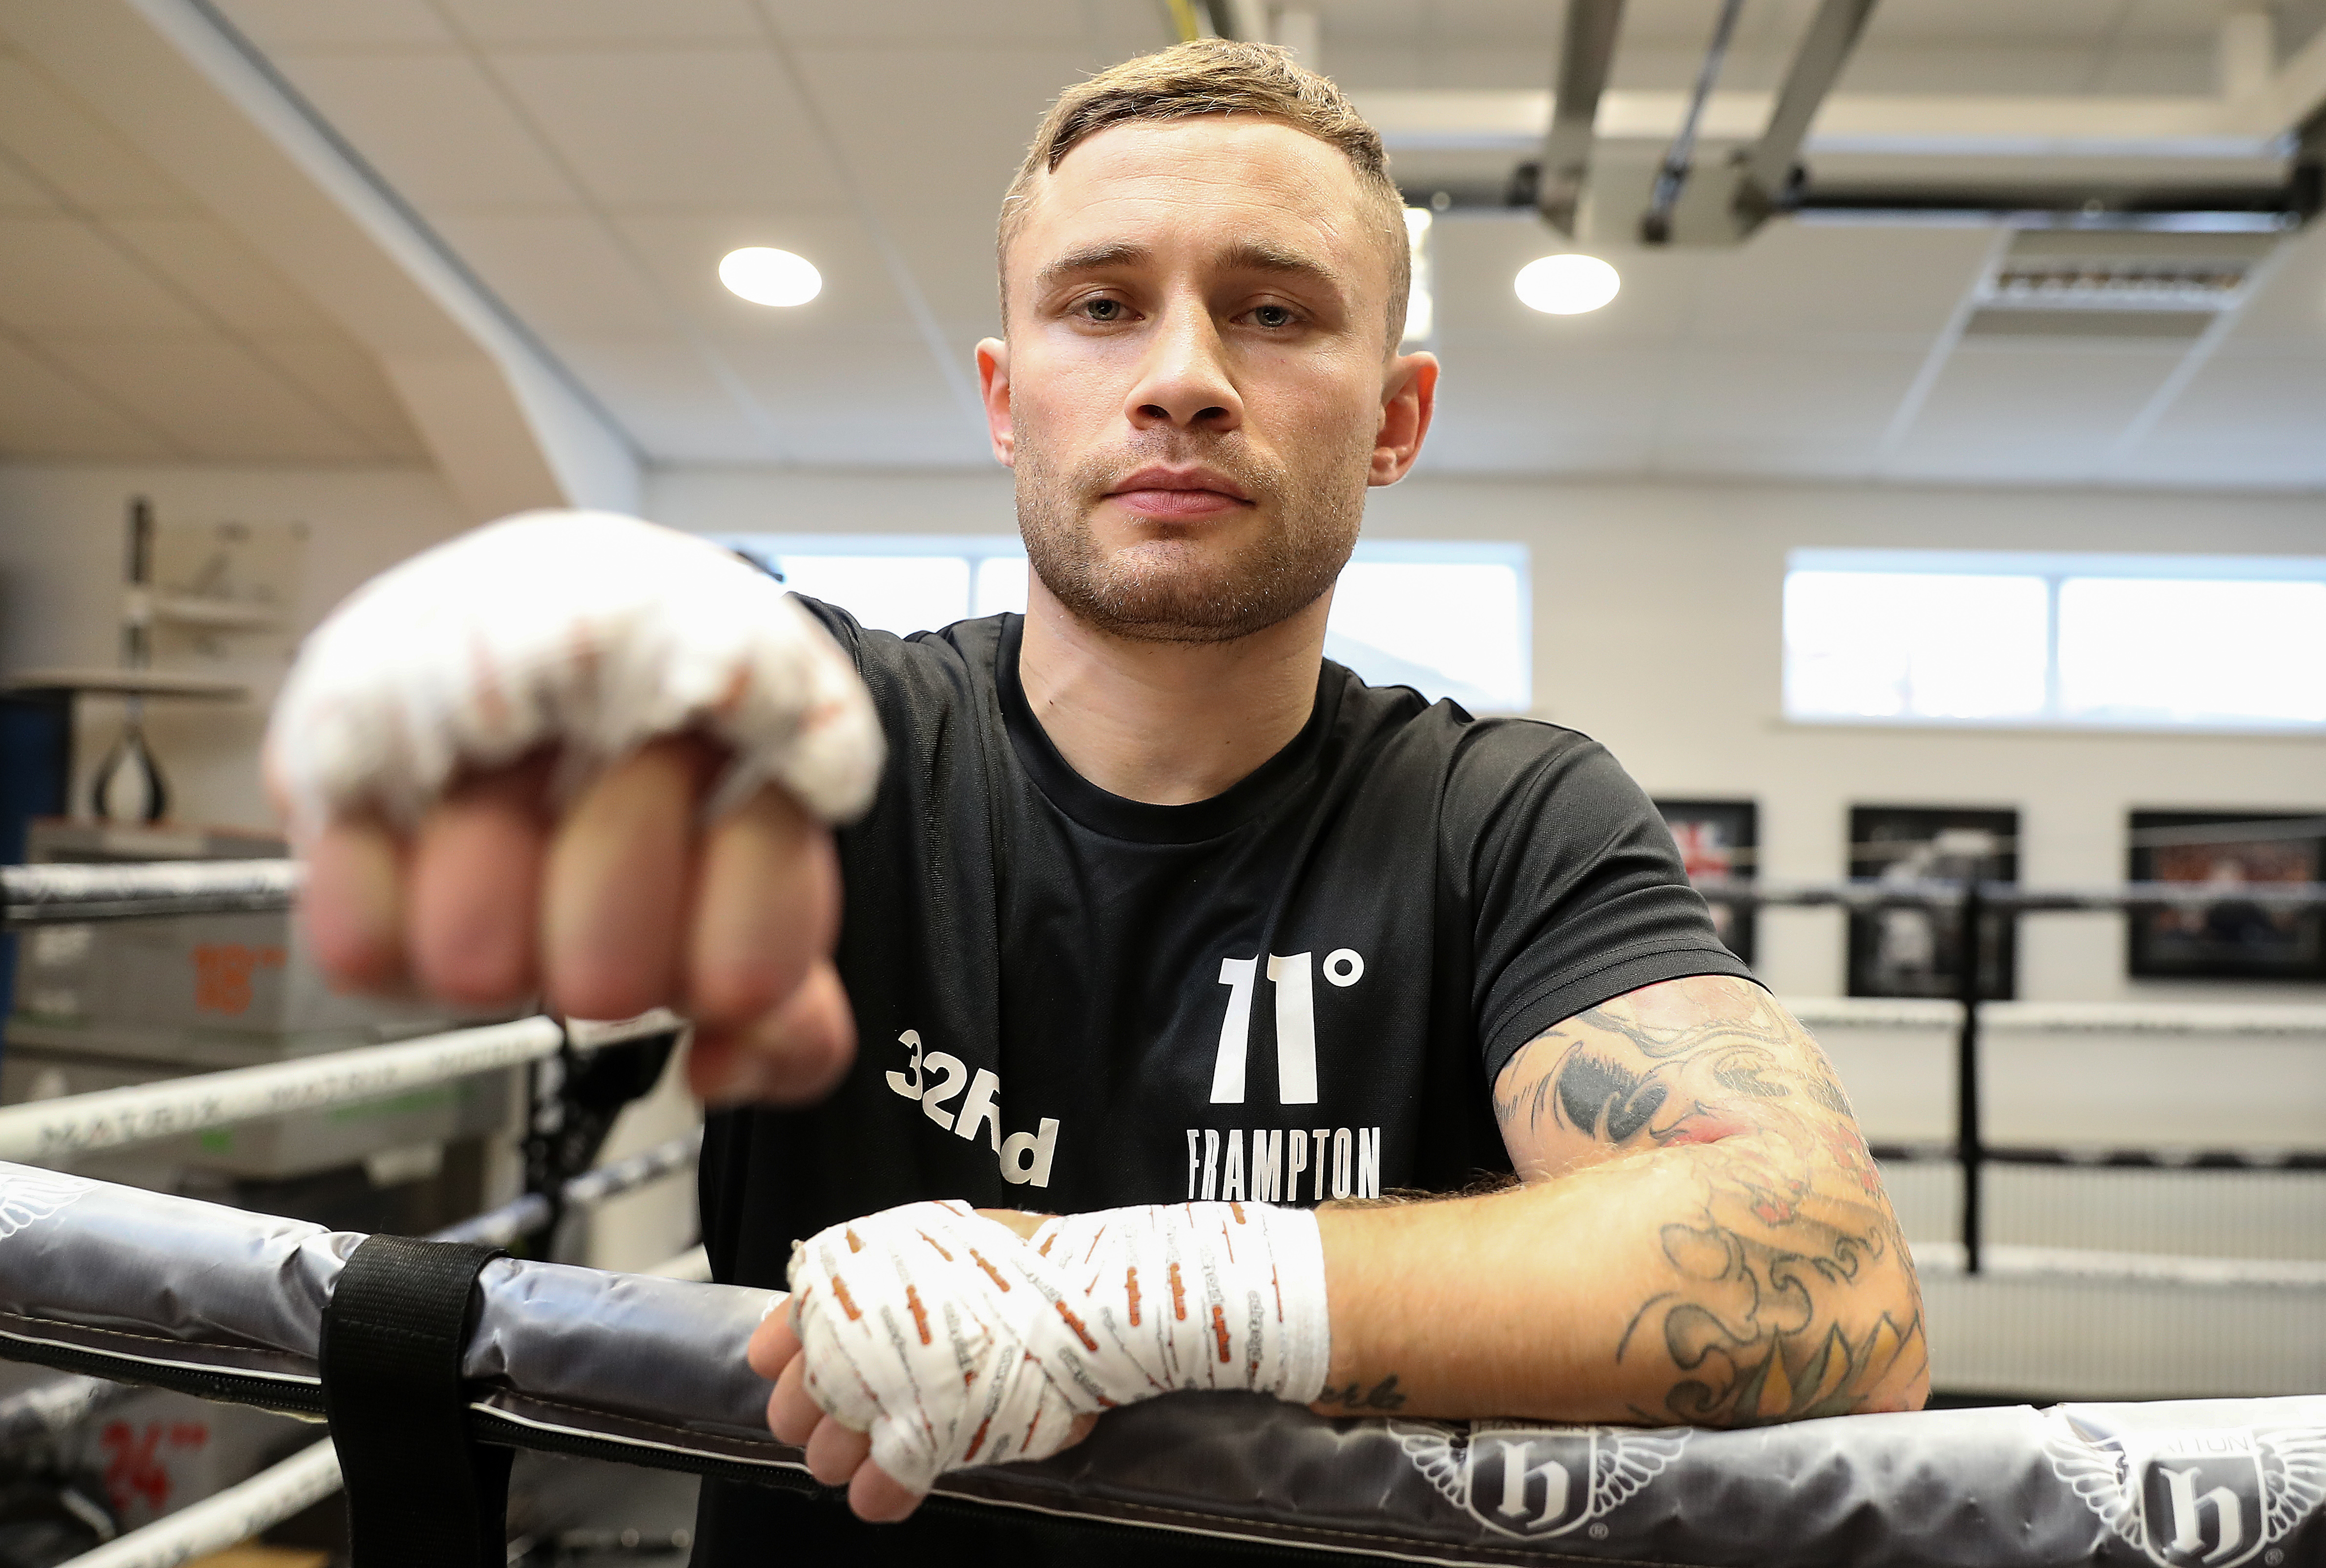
[271,40,1925,1564]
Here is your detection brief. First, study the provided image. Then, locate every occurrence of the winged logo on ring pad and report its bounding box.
[1394,1420,1689,1540]
[2045,1412,2326,1568]
[0,1166,92,1242]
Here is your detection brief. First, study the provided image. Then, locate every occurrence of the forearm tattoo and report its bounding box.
[1493,977,1927,1425]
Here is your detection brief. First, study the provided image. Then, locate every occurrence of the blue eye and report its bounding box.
[1252,304,1295,328]
[1082,298,1124,322]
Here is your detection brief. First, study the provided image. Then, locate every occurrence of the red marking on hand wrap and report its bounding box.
[1124,1266,1142,1326]
[1211,1304,1232,1363]
[969,1247,1011,1291]
[1270,1265,1284,1320]
[1054,1299,1099,1352]
[918,1229,953,1261]
[1229,1201,1246,1223]
[906,1284,931,1345]
[1168,1262,1187,1320]
[831,1275,861,1322]
[845,1228,864,1253]
[964,1415,993,1463]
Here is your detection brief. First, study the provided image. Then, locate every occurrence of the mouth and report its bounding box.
[1102,465,1255,521]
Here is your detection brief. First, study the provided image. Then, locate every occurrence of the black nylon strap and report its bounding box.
[320,1236,511,1568]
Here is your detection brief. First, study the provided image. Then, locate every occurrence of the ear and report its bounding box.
[1369,351,1437,486]
[976,338,1015,468]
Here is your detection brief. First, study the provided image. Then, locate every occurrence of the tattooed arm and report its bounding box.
[1308,973,1928,1425]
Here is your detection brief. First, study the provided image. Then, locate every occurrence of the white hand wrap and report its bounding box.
[786,1199,1330,1494]
[266,511,882,836]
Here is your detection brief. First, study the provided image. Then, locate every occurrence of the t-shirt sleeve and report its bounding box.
[1447,723,1759,1085]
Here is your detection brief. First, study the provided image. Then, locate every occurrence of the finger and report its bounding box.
[850,1463,923,1523]
[687,787,835,1029]
[301,819,408,992]
[688,960,855,1107]
[803,1414,871,1486]
[541,738,715,1020]
[747,1303,799,1381]
[767,1345,823,1446]
[407,758,551,1005]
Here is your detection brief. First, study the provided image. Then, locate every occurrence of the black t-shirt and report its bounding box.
[693,605,1751,1562]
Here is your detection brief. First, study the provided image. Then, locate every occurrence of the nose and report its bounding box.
[1123,297,1243,435]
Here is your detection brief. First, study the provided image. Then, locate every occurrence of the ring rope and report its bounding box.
[0,1011,682,1166]
[1,860,300,925]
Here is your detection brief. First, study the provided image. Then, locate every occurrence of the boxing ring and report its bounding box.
[3,861,2324,1567]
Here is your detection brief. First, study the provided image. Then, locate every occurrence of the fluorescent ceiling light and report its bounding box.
[720,247,822,307]
[1514,254,1619,315]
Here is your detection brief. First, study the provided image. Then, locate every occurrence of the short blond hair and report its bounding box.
[997,40,1410,349]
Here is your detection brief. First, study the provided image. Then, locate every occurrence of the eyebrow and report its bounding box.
[1036,242,1151,293]
[1034,238,1350,296]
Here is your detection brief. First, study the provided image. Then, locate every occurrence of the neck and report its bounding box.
[1017,576,1328,806]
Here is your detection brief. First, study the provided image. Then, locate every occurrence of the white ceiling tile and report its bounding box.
[1883,342,2186,481]
[1685,223,1990,346]
[251,336,432,460]
[0,333,179,460]
[210,0,455,48]
[2118,355,2326,488]
[795,45,1109,224]
[759,0,1090,46]
[556,333,779,463]
[430,210,673,333]
[488,48,846,207]
[0,150,57,211]
[717,328,987,464]
[2213,230,2326,349]
[102,216,345,337]
[1418,343,1670,473]
[445,0,761,44]
[1654,347,1929,451]
[0,216,213,338]
[46,339,379,461]
[0,57,194,214]
[267,52,575,206]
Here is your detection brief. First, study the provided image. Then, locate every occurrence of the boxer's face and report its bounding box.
[980,116,1433,644]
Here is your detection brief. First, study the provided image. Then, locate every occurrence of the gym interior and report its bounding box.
[1,3,2323,1566]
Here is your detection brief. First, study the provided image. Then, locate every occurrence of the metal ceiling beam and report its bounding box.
[1536,0,1624,237]
[1732,0,1879,230]
[1640,0,1746,244]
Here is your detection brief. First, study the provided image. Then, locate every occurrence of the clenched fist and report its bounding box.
[265,511,884,1104]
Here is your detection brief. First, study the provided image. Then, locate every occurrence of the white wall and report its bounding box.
[649,465,2326,1005]
[9,456,2316,1003]
[0,461,467,833]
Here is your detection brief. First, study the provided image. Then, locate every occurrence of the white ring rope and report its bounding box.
[58,1436,344,1568]
[1781,995,2326,1037]
[1,860,300,924]
[0,1011,684,1166]
[0,1371,127,1451]
[1911,1241,2326,1292]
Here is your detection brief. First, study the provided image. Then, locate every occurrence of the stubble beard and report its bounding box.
[1014,428,1370,645]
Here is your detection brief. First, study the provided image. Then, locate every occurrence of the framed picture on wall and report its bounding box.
[2127,810,2326,982]
[1846,805,2018,1001]
[1656,799,1757,967]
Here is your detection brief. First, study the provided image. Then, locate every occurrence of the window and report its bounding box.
[718,534,1530,713]
[1784,549,2326,732]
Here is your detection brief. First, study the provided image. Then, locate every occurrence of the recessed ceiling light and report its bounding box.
[719,247,821,307]
[1514,254,1620,315]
